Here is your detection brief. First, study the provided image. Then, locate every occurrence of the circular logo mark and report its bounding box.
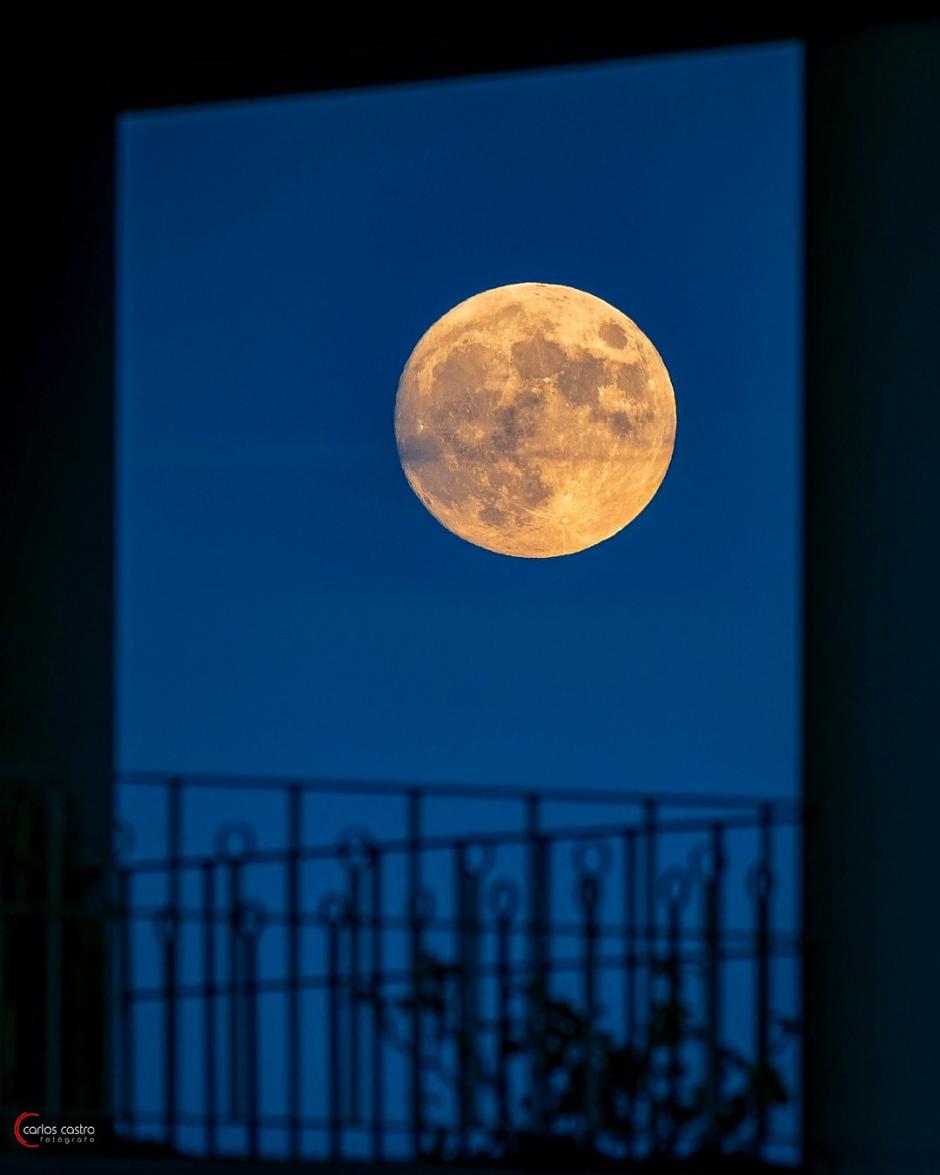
[14,1111,40,1148]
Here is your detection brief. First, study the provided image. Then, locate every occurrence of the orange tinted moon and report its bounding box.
[395,283,676,558]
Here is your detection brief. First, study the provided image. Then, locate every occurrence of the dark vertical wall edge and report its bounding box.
[804,20,940,1175]
[3,95,115,1119]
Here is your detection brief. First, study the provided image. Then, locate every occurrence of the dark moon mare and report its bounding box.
[395,283,676,558]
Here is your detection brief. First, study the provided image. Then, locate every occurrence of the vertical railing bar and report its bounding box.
[348,866,362,1123]
[455,844,482,1154]
[227,859,244,1119]
[164,777,182,1150]
[644,800,658,1034]
[286,783,302,1159]
[623,830,638,1040]
[467,866,481,1133]
[243,915,260,1160]
[407,789,424,1158]
[110,866,122,1127]
[623,829,638,1159]
[644,800,659,1154]
[44,781,64,1120]
[455,843,469,1157]
[526,795,547,1134]
[581,872,600,1144]
[118,867,135,1132]
[161,926,177,1149]
[704,823,725,1152]
[167,774,183,899]
[370,850,384,1162]
[202,862,217,1156]
[667,892,682,1119]
[327,915,342,1162]
[496,904,512,1141]
[754,802,773,1157]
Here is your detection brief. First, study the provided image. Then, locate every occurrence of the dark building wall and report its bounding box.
[3,98,115,1120]
[804,21,940,1175]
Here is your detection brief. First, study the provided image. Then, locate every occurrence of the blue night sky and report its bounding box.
[117,43,802,801]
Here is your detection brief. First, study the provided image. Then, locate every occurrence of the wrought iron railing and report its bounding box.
[106,774,802,1167]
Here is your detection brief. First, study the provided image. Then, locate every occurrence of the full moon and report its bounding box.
[395,283,676,558]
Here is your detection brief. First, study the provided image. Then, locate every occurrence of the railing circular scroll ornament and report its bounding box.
[689,838,726,885]
[338,827,377,873]
[747,861,774,901]
[213,821,258,863]
[568,836,611,907]
[657,866,693,909]
[572,836,613,909]
[317,891,349,928]
[572,836,614,879]
[458,840,496,878]
[489,877,521,923]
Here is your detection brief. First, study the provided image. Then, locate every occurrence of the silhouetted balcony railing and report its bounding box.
[4,773,804,1168]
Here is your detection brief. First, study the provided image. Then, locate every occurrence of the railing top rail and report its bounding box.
[115,768,797,812]
[115,807,802,874]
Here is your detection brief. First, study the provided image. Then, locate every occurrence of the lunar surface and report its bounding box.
[395,283,676,558]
